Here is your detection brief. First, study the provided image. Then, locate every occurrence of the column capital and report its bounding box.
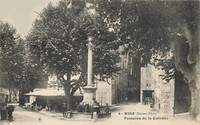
[88,36,94,50]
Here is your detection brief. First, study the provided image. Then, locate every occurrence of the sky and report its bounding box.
[0,0,60,39]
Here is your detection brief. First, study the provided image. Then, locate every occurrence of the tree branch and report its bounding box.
[181,23,198,65]
[70,56,87,95]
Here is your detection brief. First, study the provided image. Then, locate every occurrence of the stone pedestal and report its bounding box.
[82,86,97,106]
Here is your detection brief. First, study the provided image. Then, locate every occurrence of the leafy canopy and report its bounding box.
[0,21,24,88]
[26,1,121,89]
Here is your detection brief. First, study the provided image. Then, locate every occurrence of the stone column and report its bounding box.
[87,36,93,86]
[82,36,96,106]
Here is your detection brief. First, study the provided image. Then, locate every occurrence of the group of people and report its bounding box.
[76,98,100,113]
[76,98,110,114]
[28,98,110,118]
[29,101,43,111]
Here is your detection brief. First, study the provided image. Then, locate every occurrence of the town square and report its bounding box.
[0,0,200,125]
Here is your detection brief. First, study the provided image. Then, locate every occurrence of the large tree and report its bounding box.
[26,0,120,111]
[0,21,25,102]
[165,1,200,120]
[0,21,46,105]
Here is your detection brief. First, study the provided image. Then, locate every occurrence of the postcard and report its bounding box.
[0,0,199,125]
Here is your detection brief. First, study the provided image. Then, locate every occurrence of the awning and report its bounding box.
[24,89,82,97]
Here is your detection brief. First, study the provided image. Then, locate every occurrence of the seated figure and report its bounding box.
[92,101,100,114]
[104,103,110,113]
[77,102,84,112]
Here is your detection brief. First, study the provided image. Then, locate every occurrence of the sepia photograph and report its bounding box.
[0,0,200,125]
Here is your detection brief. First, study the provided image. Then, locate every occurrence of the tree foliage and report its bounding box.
[95,0,199,81]
[26,0,121,110]
[0,21,24,89]
[0,21,46,105]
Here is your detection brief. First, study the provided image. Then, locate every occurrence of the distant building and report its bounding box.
[141,64,175,115]
[0,88,8,103]
[111,52,141,104]
[25,87,83,111]
[140,65,155,105]
[140,63,192,116]
[0,87,19,103]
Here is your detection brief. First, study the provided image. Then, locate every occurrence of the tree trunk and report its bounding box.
[18,84,25,106]
[64,83,71,111]
[63,71,72,111]
[173,44,200,120]
[188,80,200,120]
[190,2,200,120]
[192,47,200,120]
[171,32,200,120]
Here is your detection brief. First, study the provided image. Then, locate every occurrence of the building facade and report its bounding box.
[141,64,175,115]
[0,87,19,103]
[111,53,141,104]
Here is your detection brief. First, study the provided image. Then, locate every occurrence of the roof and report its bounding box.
[24,88,82,97]
[0,92,5,95]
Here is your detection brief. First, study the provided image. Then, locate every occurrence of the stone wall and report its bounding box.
[96,80,112,106]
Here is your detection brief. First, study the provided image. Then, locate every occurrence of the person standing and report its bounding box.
[125,97,128,104]
[7,105,15,120]
[62,103,67,117]
[105,103,110,114]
